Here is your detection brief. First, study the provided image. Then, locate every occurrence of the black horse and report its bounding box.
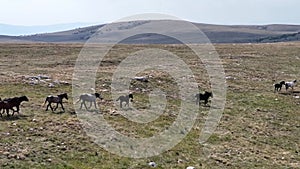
[77,93,103,110]
[0,100,13,117]
[274,81,285,92]
[195,91,213,105]
[44,93,68,112]
[0,96,29,116]
[116,94,133,108]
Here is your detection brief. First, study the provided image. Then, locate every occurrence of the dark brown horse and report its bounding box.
[0,96,29,116]
[195,91,213,105]
[44,93,68,112]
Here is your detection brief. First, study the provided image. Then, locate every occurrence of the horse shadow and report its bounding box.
[51,111,65,114]
[279,90,300,95]
[0,114,28,121]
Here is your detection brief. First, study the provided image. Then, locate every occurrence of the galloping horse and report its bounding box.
[116,94,133,108]
[44,93,68,112]
[0,96,29,116]
[77,93,103,110]
[195,91,213,105]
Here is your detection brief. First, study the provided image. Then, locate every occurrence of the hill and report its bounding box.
[0,23,96,36]
[1,21,300,43]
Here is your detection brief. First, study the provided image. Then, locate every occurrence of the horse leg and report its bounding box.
[15,105,20,114]
[54,103,59,111]
[48,103,54,112]
[60,103,65,111]
[6,108,10,116]
[120,101,122,108]
[79,101,83,109]
[94,101,97,109]
[46,102,49,111]
[83,101,88,110]
[11,108,16,116]
[204,99,208,105]
[88,101,93,109]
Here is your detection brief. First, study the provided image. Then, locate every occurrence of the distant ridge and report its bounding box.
[0,23,96,36]
[1,21,300,43]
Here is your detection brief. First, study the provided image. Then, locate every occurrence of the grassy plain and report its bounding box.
[0,42,299,168]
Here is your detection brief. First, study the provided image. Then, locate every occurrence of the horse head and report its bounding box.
[94,93,103,100]
[60,93,68,100]
[20,96,29,102]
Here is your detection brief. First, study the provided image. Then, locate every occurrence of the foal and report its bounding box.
[44,93,68,112]
[116,94,133,108]
[274,81,285,92]
[0,100,14,117]
[77,93,103,110]
[195,91,213,105]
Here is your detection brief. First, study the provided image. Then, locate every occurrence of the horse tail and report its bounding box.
[42,97,48,107]
[75,96,82,103]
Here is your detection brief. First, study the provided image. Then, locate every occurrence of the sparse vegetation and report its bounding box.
[0,42,299,168]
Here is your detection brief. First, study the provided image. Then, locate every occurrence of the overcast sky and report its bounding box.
[1,0,299,26]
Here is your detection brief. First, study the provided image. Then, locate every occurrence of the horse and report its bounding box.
[274,81,285,92]
[43,93,68,112]
[116,94,133,108]
[77,93,103,110]
[195,91,213,105]
[0,100,14,117]
[0,96,29,116]
[285,80,297,91]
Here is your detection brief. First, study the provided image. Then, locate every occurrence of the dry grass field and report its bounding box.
[0,42,299,168]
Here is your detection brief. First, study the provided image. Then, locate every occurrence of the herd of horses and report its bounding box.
[0,79,296,117]
[274,79,297,93]
[0,89,213,117]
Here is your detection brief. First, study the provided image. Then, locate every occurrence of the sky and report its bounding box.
[0,0,300,26]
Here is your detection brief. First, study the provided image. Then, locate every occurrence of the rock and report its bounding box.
[48,83,55,88]
[133,76,149,82]
[148,161,157,167]
[177,159,184,164]
[186,166,195,169]
[17,154,26,160]
[37,75,50,80]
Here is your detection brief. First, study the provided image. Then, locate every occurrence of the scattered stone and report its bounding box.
[48,83,55,88]
[186,166,195,169]
[177,159,184,164]
[148,161,157,167]
[133,76,149,82]
[37,75,50,80]
[3,151,10,156]
[17,154,26,160]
